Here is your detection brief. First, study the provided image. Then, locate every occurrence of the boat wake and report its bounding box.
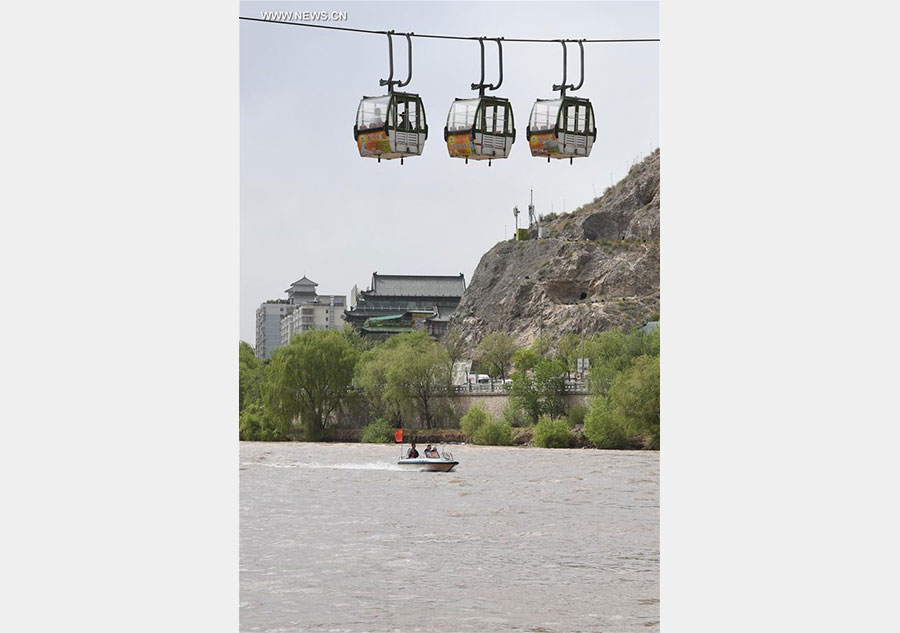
[242,461,402,471]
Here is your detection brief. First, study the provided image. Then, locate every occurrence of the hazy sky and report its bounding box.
[240,1,658,344]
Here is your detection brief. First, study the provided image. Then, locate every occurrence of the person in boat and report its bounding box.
[424,444,439,458]
[406,443,419,459]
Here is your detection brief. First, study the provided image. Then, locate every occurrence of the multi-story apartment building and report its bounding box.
[280,296,345,345]
[254,276,346,359]
[255,299,292,360]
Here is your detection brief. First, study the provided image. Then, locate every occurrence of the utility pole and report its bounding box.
[581,304,586,370]
[539,294,545,338]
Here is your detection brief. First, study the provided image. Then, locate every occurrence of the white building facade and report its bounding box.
[280,295,345,345]
[255,300,292,360]
[254,276,346,359]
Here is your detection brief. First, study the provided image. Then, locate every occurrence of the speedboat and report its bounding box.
[397,445,458,472]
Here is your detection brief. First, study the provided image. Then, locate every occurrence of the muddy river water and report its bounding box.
[240,442,658,632]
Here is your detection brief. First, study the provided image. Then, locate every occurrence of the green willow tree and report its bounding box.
[356,335,404,425]
[477,332,518,381]
[530,334,554,359]
[263,329,360,441]
[557,332,582,381]
[357,330,452,429]
[584,345,660,449]
[442,327,466,374]
[509,348,566,424]
[610,354,660,447]
[585,326,660,395]
[239,341,264,413]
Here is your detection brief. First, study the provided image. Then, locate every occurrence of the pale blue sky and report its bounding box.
[240,1,659,343]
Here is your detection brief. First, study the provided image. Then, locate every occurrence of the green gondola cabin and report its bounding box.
[444,96,515,162]
[354,92,428,162]
[527,96,596,161]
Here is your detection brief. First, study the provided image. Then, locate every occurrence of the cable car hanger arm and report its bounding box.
[492,39,503,92]
[570,40,585,92]
[379,31,413,93]
[471,38,486,96]
[553,40,585,97]
[470,38,503,97]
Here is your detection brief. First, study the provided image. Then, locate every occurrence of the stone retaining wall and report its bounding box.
[439,393,589,419]
[334,393,590,427]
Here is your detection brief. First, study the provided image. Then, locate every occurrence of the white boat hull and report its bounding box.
[397,458,459,472]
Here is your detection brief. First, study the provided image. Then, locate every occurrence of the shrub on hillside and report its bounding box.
[583,397,629,449]
[566,404,588,428]
[473,420,513,446]
[460,404,491,440]
[500,402,527,427]
[533,416,572,448]
[361,419,395,443]
[610,355,660,449]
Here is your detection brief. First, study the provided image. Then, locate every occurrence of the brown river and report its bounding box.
[240,442,658,632]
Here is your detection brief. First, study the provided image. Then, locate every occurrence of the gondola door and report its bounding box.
[558,98,596,157]
[474,99,514,160]
[390,94,426,156]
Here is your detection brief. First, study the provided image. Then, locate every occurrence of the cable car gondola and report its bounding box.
[444,38,515,164]
[527,41,596,163]
[354,32,428,163]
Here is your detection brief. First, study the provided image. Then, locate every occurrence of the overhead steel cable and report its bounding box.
[238,16,659,43]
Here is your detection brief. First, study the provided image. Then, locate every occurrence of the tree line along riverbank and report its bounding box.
[239,324,659,450]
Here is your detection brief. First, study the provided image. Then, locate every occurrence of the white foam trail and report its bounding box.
[242,461,402,471]
[322,461,402,471]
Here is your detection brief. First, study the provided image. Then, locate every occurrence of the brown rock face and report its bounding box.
[451,149,660,350]
[554,148,660,242]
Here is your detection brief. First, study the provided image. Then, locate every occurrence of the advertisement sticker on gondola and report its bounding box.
[357,130,392,155]
[446,133,475,157]
[529,131,559,154]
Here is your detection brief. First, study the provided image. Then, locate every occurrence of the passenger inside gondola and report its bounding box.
[370,107,384,129]
[530,100,560,132]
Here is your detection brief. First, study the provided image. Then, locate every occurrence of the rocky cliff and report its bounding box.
[452,149,660,349]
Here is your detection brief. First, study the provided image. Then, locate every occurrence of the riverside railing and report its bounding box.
[452,380,588,395]
[348,381,589,395]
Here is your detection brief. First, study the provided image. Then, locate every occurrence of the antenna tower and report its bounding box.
[528,188,536,227]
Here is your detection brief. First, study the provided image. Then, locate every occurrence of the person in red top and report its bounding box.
[406,443,419,458]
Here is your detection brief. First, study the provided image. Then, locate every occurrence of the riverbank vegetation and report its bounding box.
[360,419,395,443]
[459,404,513,446]
[239,322,660,449]
[533,415,573,448]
